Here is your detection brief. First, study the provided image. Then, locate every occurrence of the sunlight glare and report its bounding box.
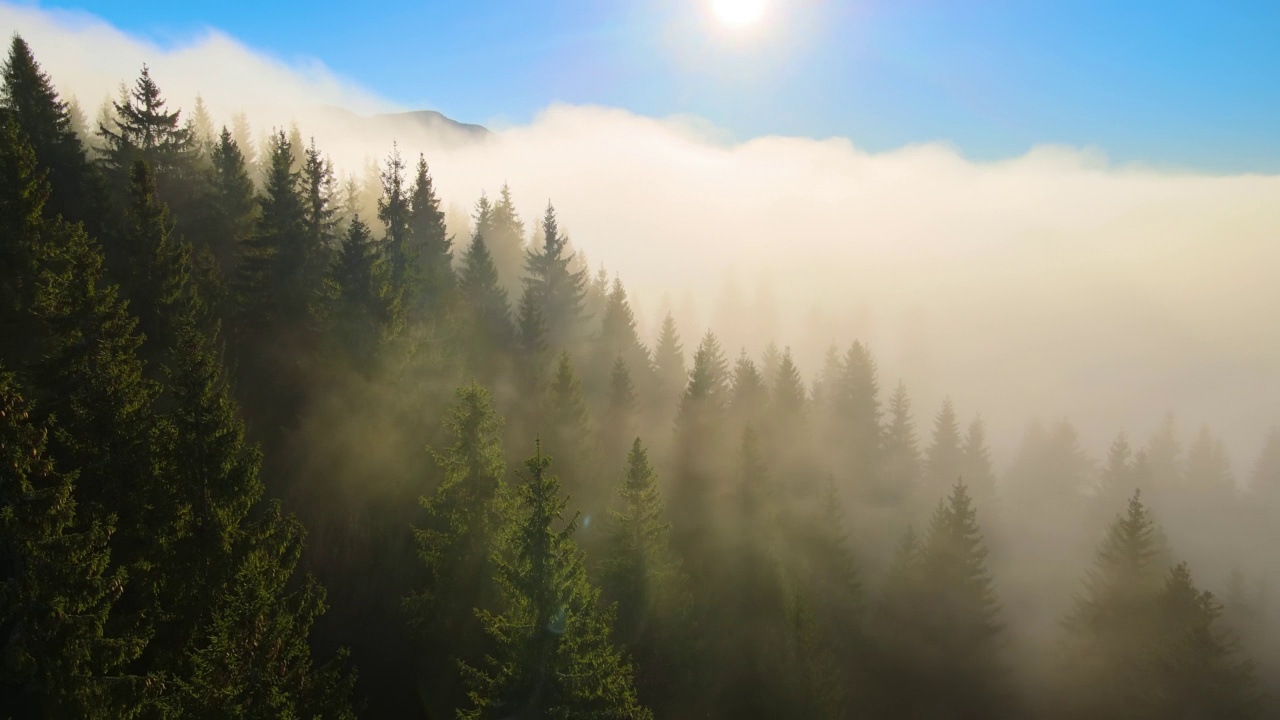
[710,0,768,30]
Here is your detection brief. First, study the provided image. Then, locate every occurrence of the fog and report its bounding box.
[8,1,1280,716]
[8,1,1279,468]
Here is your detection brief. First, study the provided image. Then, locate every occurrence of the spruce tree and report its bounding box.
[488,183,526,294]
[459,445,651,720]
[377,145,412,291]
[880,380,921,506]
[651,312,686,420]
[836,340,883,501]
[458,231,512,378]
[596,278,650,397]
[728,350,768,439]
[715,427,793,718]
[234,129,306,336]
[205,127,256,278]
[599,357,637,470]
[923,397,964,502]
[1059,491,1169,716]
[959,415,997,514]
[405,385,511,712]
[1,35,96,225]
[96,65,194,194]
[669,331,729,572]
[407,154,454,313]
[545,352,594,513]
[0,369,140,717]
[523,202,588,352]
[300,138,337,288]
[122,159,193,350]
[916,481,1005,715]
[599,438,692,711]
[324,215,401,371]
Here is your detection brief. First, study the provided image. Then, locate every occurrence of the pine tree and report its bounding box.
[459,445,651,720]
[544,352,593,512]
[669,331,729,572]
[916,481,1005,714]
[1152,563,1260,718]
[651,312,686,420]
[715,427,793,718]
[324,215,400,371]
[149,312,263,665]
[96,65,193,185]
[1059,491,1169,717]
[0,369,140,717]
[458,231,512,378]
[880,380,921,506]
[234,129,306,336]
[728,350,769,437]
[836,341,883,500]
[377,145,412,291]
[205,127,257,278]
[407,154,454,313]
[122,159,194,350]
[523,202,588,352]
[924,397,964,502]
[771,347,806,431]
[300,138,337,290]
[0,116,50,372]
[514,286,552,455]
[599,357,637,469]
[488,182,526,294]
[176,503,358,718]
[596,278,651,402]
[959,415,997,514]
[600,439,692,710]
[1,35,96,225]
[405,385,511,712]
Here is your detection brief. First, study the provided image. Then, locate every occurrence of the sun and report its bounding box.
[710,0,768,29]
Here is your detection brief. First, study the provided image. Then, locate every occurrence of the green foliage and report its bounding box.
[460,446,651,720]
[923,396,963,502]
[523,202,588,352]
[1059,492,1258,718]
[1,35,96,226]
[407,154,454,313]
[457,231,512,379]
[0,369,141,717]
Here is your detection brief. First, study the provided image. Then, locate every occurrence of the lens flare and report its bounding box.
[710,0,768,29]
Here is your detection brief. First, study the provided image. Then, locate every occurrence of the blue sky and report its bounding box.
[29,0,1280,172]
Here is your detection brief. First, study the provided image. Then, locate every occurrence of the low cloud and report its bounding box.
[5,1,1279,467]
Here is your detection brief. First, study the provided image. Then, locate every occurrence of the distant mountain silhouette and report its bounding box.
[318,105,490,148]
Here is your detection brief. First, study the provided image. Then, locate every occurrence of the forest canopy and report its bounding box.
[1,32,1277,720]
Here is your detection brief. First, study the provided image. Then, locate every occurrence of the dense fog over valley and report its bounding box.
[2,2,1279,718]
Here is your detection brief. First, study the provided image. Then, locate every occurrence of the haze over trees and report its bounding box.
[2,36,1277,719]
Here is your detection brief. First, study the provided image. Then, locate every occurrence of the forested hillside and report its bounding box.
[1,36,1276,718]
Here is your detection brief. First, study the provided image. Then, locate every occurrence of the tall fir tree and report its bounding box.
[544,352,594,515]
[204,127,257,278]
[880,380,922,507]
[523,202,588,352]
[923,397,964,502]
[651,312,686,422]
[458,230,512,379]
[0,369,140,717]
[599,356,638,470]
[669,331,730,573]
[1,36,97,227]
[488,182,526,294]
[599,438,693,712]
[407,154,454,314]
[459,446,651,720]
[405,385,511,714]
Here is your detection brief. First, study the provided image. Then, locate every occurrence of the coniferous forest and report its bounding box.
[2,36,1278,718]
